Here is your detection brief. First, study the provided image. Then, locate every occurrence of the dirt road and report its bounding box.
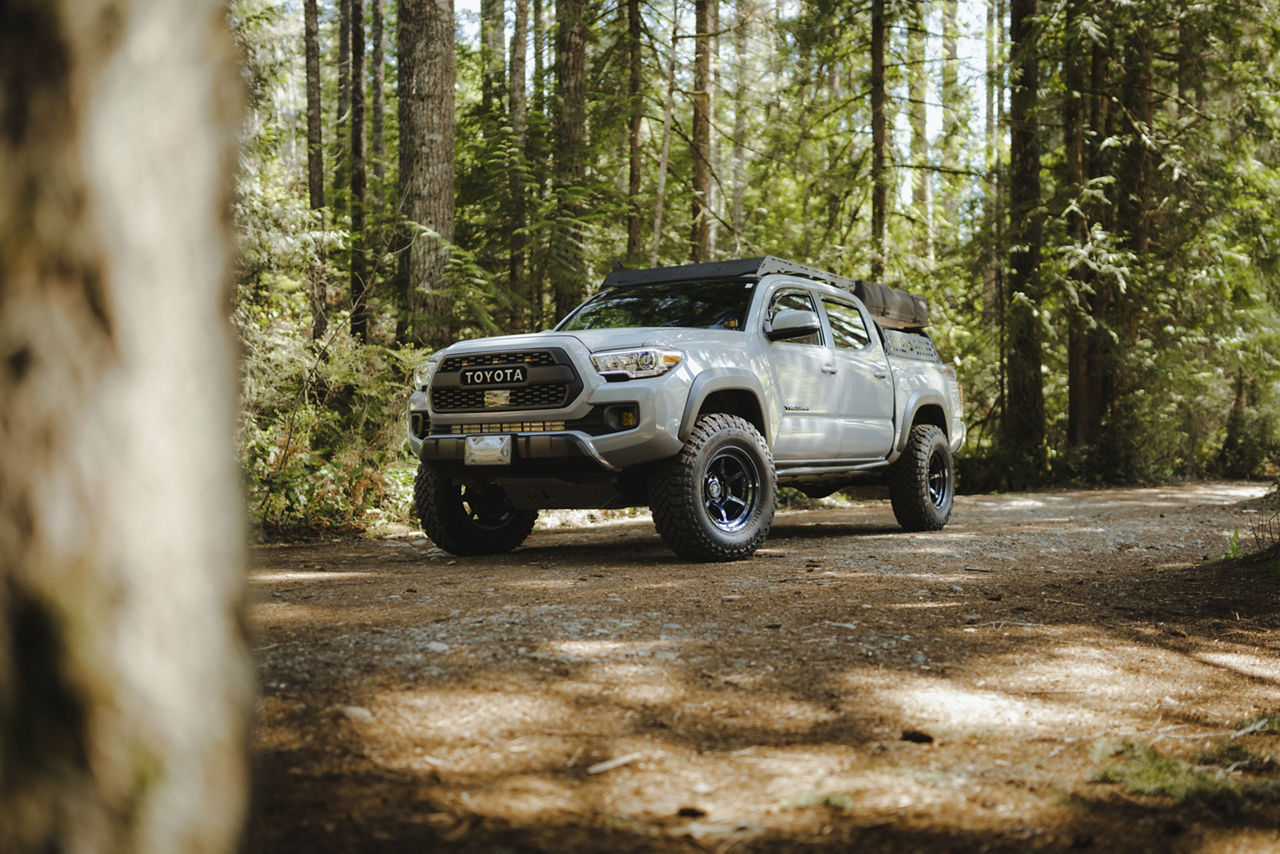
[247,482,1280,853]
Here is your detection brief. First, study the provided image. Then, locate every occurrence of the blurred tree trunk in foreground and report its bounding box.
[0,1,251,852]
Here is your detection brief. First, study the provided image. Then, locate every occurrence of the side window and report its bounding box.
[822,298,872,350]
[767,290,823,346]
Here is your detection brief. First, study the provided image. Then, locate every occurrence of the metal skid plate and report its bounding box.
[464,434,513,466]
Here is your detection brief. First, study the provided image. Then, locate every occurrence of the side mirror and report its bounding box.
[765,308,822,342]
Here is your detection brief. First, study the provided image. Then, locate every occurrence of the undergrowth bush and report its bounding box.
[236,286,425,534]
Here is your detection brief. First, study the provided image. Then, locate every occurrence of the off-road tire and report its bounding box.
[650,414,777,562]
[889,424,955,531]
[414,462,537,556]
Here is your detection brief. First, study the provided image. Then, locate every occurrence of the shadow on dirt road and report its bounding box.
[247,482,1280,853]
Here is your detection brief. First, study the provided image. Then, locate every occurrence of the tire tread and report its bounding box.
[650,414,776,561]
[888,424,953,532]
[414,462,536,555]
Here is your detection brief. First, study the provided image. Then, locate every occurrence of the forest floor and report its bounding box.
[246,482,1280,853]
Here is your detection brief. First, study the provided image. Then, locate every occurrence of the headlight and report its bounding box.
[413,354,443,390]
[591,348,683,379]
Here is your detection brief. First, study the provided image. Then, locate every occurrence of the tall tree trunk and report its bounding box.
[552,0,588,319]
[1120,25,1153,260]
[908,0,932,262]
[1087,31,1115,440]
[533,0,546,117]
[336,0,352,198]
[1063,0,1100,448]
[940,0,960,163]
[1003,0,1045,484]
[730,0,750,254]
[1103,20,1153,466]
[651,0,680,265]
[937,0,961,228]
[527,0,547,326]
[708,0,721,258]
[870,0,888,280]
[1176,12,1204,114]
[511,0,531,328]
[350,0,368,340]
[0,1,249,851]
[304,0,328,340]
[399,0,457,348]
[371,0,386,180]
[626,0,644,262]
[984,0,1006,415]
[481,0,506,115]
[690,0,713,261]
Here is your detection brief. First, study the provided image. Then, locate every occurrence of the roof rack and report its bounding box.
[601,255,857,291]
[601,256,930,328]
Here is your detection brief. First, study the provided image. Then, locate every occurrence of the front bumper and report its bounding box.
[407,347,690,475]
[416,432,620,476]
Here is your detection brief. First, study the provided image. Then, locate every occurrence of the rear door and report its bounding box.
[820,297,896,459]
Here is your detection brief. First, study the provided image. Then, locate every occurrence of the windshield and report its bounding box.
[557,280,755,331]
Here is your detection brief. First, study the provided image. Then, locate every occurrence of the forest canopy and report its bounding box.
[231,0,1280,531]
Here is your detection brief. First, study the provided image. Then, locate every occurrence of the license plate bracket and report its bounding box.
[464,434,513,466]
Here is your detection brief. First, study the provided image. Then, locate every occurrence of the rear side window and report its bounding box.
[767,290,822,346]
[822,298,872,350]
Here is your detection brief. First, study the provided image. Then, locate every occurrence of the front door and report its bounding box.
[765,288,843,462]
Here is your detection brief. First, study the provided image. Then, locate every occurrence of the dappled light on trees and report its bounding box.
[232,0,1280,530]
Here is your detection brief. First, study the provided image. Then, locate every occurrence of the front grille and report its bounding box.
[430,347,582,413]
[440,350,557,372]
[431,383,571,411]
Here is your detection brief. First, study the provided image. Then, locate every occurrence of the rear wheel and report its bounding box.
[889,424,955,531]
[650,414,777,561]
[414,462,537,555]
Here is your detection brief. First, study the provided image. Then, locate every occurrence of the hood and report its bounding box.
[439,327,751,356]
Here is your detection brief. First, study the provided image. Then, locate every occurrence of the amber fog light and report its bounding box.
[604,404,639,431]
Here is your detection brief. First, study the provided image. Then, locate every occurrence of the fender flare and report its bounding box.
[896,390,951,453]
[678,368,773,444]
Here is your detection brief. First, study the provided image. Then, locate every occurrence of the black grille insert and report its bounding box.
[431,348,581,412]
[440,351,557,372]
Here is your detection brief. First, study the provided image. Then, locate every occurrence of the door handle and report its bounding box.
[821,364,838,374]
[874,371,888,379]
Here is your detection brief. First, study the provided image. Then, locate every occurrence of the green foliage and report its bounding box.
[1237,712,1280,735]
[231,0,419,534]
[1089,739,1280,815]
[227,0,1280,535]
[1217,529,1242,561]
[237,289,425,531]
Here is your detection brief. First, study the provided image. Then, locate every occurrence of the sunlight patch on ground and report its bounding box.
[536,508,653,529]
[501,577,578,591]
[863,671,1112,733]
[252,570,373,582]
[1195,651,1280,683]
[548,639,675,661]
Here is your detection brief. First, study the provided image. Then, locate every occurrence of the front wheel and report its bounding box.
[414,462,537,556]
[650,414,777,562]
[888,424,955,531]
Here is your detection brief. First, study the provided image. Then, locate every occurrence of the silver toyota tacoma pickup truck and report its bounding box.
[407,257,965,561]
